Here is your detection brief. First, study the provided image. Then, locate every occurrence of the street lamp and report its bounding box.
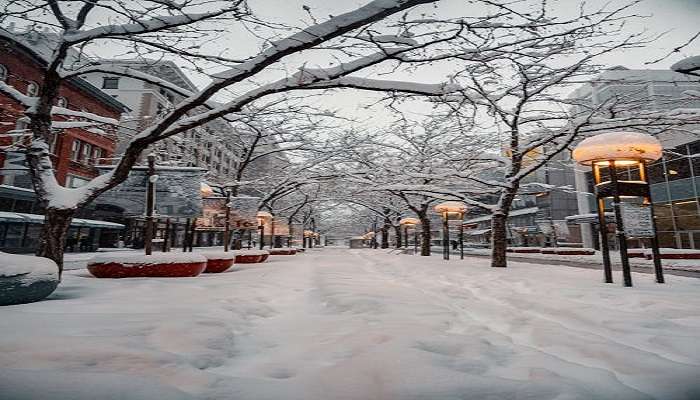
[223,187,232,252]
[573,131,664,287]
[256,211,272,250]
[671,56,700,77]
[399,217,420,255]
[434,201,468,260]
[303,230,314,248]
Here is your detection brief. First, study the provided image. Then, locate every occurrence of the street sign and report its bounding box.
[620,202,655,238]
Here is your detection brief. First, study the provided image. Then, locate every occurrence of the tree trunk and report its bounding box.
[490,213,508,268]
[37,207,75,278]
[419,215,431,256]
[380,226,389,249]
[394,225,402,249]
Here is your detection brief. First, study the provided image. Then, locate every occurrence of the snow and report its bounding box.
[90,253,206,265]
[232,249,270,256]
[0,252,58,284]
[671,56,700,73]
[2,248,700,399]
[198,251,236,260]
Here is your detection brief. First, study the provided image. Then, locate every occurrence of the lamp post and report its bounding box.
[399,217,420,255]
[573,131,665,287]
[434,202,467,260]
[144,153,157,255]
[303,230,313,248]
[257,211,272,250]
[223,187,232,252]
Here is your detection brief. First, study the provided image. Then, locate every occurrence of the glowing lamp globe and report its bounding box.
[303,230,314,238]
[200,182,214,197]
[434,201,467,220]
[256,211,272,226]
[572,132,662,166]
[399,217,420,226]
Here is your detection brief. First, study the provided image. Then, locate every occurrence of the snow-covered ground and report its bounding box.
[2,248,700,399]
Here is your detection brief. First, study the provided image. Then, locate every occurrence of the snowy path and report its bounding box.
[1,248,700,399]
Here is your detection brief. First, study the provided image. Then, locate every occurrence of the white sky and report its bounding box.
[60,0,700,129]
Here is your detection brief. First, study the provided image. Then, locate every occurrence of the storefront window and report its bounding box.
[664,153,691,182]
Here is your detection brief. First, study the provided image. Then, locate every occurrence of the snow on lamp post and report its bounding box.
[434,202,468,261]
[257,211,272,250]
[573,131,664,287]
[671,56,700,77]
[399,217,420,255]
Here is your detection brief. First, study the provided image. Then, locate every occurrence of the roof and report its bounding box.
[97,59,199,92]
[0,29,130,113]
[0,211,124,229]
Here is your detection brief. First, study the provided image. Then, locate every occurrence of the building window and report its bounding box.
[0,64,7,82]
[67,175,90,188]
[91,147,103,163]
[102,77,119,89]
[70,140,81,161]
[82,142,92,162]
[26,81,39,96]
[56,97,68,108]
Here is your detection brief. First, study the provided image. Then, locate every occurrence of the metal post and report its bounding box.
[162,218,170,252]
[413,228,417,255]
[183,218,190,252]
[259,223,265,250]
[460,222,464,260]
[144,154,156,256]
[640,162,664,283]
[594,163,613,283]
[223,189,231,252]
[270,216,275,249]
[247,229,252,249]
[443,215,450,260]
[609,161,633,287]
[188,219,196,252]
[404,226,409,248]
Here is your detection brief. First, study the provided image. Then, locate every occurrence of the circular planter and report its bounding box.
[233,250,270,264]
[269,248,297,256]
[541,249,557,254]
[554,249,595,256]
[512,247,541,254]
[1,253,59,306]
[200,252,236,273]
[87,254,207,278]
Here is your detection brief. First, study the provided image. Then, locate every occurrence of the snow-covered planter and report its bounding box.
[232,250,269,264]
[554,248,595,256]
[199,252,236,273]
[645,248,700,260]
[268,248,297,256]
[628,249,646,258]
[510,247,541,254]
[0,253,59,306]
[541,248,557,254]
[87,253,207,278]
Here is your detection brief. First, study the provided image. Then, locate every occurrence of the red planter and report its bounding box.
[513,248,541,254]
[204,258,235,273]
[235,254,264,264]
[646,253,700,260]
[260,254,270,262]
[554,249,594,256]
[88,261,206,278]
[269,249,297,255]
[541,249,556,254]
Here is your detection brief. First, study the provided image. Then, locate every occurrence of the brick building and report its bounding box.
[0,32,128,189]
[0,31,128,253]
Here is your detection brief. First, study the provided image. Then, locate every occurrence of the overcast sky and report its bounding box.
[75,0,700,129]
